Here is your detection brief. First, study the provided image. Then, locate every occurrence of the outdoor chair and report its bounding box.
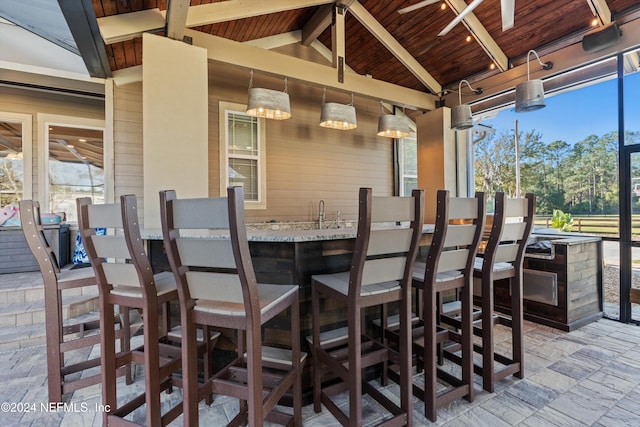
[77,195,182,426]
[469,192,535,392]
[19,199,132,403]
[160,186,305,426]
[409,190,485,421]
[310,187,423,427]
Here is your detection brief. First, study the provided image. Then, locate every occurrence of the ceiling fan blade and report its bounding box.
[501,0,515,30]
[397,0,440,15]
[438,0,484,36]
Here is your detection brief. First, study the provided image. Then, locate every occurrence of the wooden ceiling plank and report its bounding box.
[165,0,190,41]
[345,0,442,94]
[444,0,509,72]
[185,29,437,110]
[301,3,333,46]
[587,0,612,25]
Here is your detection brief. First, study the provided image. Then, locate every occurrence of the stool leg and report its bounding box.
[101,300,117,425]
[182,315,200,426]
[144,302,162,426]
[482,272,495,393]
[348,304,362,427]
[511,276,524,379]
[424,286,437,422]
[311,284,322,413]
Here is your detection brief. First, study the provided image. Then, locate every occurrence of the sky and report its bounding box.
[482,70,640,145]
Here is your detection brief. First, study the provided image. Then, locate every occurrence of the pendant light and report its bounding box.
[246,70,291,120]
[377,103,410,138]
[515,50,553,113]
[319,89,357,130]
[451,79,482,130]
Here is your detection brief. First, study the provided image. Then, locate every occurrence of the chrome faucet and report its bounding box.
[319,200,325,229]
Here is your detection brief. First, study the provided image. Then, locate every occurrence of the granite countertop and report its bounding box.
[531,229,602,246]
[142,223,435,243]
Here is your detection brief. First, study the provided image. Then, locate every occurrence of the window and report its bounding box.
[219,101,266,209]
[0,113,32,207]
[399,136,417,196]
[38,114,106,222]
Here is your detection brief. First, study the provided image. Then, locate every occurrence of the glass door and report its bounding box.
[622,48,640,322]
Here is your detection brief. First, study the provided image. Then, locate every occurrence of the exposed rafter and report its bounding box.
[184,29,437,110]
[301,3,333,46]
[345,0,441,94]
[444,0,509,72]
[58,0,111,78]
[587,0,612,25]
[98,0,333,45]
[165,0,190,42]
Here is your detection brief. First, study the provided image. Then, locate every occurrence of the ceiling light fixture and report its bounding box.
[319,88,357,130]
[377,103,410,138]
[246,70,291,120]
[515,50,553,112]
[451,79,482,130]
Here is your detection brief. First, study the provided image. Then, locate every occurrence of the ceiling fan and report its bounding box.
[398,0,515,35]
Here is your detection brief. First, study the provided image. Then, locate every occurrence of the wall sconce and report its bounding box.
[246,70,291,120]
[515,50,553,113]
[319,89,357,130]
[377,103,410,138]
[451,79,482,130]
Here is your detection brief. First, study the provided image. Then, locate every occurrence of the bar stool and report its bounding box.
[409,190,485,422]
[160,186,305,427]
[311,188,424,427]
[77,195,182,426]
[19,199,134,402]
[472,192,535,392]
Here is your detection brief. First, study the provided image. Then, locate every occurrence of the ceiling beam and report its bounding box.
[57,0,112,78]
[345,0,441,94]
[184,29,437,110]
[98,9,164,44]
[442,18,640,112]
[586,0,612,25]
[301,3,333,46]
[165,0,190,41]
[333,5,346,81]
[444,0,509,72]
[98,0,333,45]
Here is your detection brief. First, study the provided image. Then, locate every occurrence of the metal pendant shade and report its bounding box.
[247,87,291,120]
[246,71,291,120]
[451,79,480,130]
[515,79,545,112]
[451,104,473,130]
[320,91,357,130]
[515,50,552,113]
[377,114,410,138]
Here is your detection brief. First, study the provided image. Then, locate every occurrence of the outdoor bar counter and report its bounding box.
[143,225,603,396]
[144,223,434,399]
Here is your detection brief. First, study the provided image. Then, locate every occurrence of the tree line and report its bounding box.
[474,129,640,215]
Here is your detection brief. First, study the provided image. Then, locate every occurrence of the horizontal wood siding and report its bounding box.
[113,82,144,217]
[207,65,394,224]
[112,59,396,226]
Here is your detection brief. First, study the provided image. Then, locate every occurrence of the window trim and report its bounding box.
[0,112,32,204]
[37,114,107,214]
[218,101,267,209]
[398,136,417,197]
